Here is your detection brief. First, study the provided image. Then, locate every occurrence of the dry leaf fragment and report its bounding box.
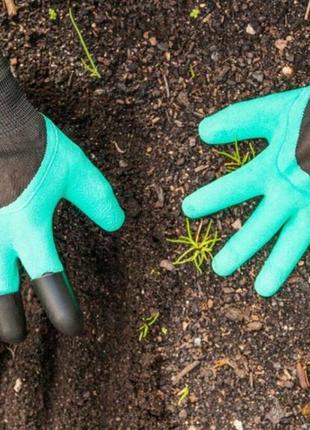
[246,321,263,332]
[305,0,310,20]
[301,404,310,416]
[159,259,175,271]
[213,357,233,370]
[275,39,288,52]
[296,360,309,389]
[212,357,247,379]
[211,356,248,379]
[3,0,17,16]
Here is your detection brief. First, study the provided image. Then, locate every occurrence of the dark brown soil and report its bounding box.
[0,1,309,429]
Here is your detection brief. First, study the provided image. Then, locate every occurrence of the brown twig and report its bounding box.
[172,358,203,386]
[3,0,17,16]
[162,73,170,99]
[305,0,310,20]
[297,359,310,389]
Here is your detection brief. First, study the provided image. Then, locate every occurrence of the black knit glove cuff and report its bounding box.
[0,56,39,137]
[0,57,10,81]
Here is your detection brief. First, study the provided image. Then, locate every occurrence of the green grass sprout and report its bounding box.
[216,140,256,173]
[48,7,58,21]
[168,219,220,273]
[177,385,190,404]
[189,64,196,79]
[161,326,168,336]
[138,312,160,341]
[189,8,200,18]
[69,7,101,79]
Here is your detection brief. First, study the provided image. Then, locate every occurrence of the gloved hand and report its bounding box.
[182,86,310,297]
[0,57,125,343]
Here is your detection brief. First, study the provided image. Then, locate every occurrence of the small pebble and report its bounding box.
[14,378,22,393]
[282,65,294,77]
[233,419,244,430]
[232,218,242,230]
[176,158,185,166]
[189,137,196,147]
[275,39,288,52]
[252,71,264,82]
[211,51,220,61]
[246,321,263,332]
[119,160,128,168]
[94,88,104,95]
[179,409,187,419]
[193,337,202,347]
[160,259,175,272]
[149,36,157,46]
[246,24,256,35]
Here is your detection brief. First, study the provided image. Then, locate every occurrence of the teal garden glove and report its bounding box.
[182,86,310,297]
[0,57,125,342]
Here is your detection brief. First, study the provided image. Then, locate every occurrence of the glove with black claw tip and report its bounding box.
[0,57,125,343]
[182,85,310,297]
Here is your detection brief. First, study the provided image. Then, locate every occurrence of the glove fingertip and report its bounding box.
[182,196,205,219]
[254,275,281,298]
[212,260,230,277]
[102,207,125,232]
[181,197,195,218]
[198,118,213,143]
[198,117,226,144]
[212,250,238,277]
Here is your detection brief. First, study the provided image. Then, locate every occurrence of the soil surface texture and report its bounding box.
[0,1,310,429]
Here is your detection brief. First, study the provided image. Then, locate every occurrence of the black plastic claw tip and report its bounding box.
[0,292,27,343]
[32,272,83,336]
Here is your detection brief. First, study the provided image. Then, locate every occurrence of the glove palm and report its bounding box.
[183,86,310,297]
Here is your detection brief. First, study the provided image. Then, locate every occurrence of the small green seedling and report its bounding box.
[138,312,160,341]
[168,218,220,273]
[177,385,190,404]
[69,7,101,79]
[48,7,58,21]
[189,8,200,18]
[161,326,168,336]
[216,141,256,173]
[189,64,196,79]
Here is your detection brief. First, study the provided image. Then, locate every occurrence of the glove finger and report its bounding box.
[199,88,303,144]
[64,148,125,232]
[16,224,63,279]
[32,272,83,336]
[0,292,26,344]
[0,249,26,343]
[212,196,292,276]
[255,209,310,297]
[182,156,264,219]
[15,226,83,336]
